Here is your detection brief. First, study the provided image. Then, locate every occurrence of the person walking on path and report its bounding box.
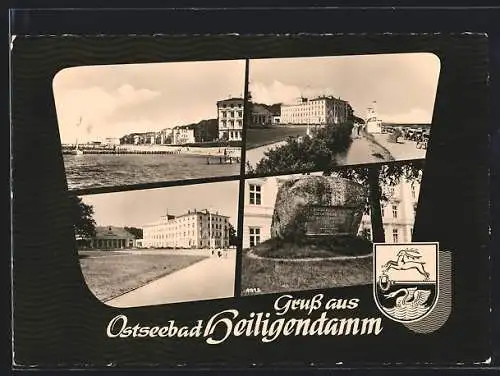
[352,123,359,138]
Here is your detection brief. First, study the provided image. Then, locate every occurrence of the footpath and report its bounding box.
[106,252,236,308]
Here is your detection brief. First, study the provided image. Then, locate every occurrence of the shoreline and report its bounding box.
[63,144,241,158]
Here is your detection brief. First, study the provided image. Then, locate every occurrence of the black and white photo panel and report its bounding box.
[73,180,240,307]
[240,160,425,296]
[244,53,440,175]
[52,59,245,191]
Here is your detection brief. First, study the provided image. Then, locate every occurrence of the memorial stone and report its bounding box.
[271,176,367,240]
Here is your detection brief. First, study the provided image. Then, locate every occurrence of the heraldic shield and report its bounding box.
[374,242,439,323]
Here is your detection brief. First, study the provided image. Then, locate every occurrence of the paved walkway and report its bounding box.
[106,252,236,308]
[371,133,427,161]
[336,134,393,166]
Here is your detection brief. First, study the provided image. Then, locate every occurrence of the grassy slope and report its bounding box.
[246,126,309,149]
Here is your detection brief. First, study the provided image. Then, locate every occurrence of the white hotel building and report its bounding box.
[172,127,196,145]
[280,96,352,126]
[142,209,230,249]
[217,98,244,141]
[242,174,420,249]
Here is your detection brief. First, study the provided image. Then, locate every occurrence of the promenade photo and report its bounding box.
[53,60,245,191]
[244,53,440,175]
[240,160,424,296]
[73,181,239,307]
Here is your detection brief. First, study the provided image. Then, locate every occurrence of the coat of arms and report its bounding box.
[373,243,439,323]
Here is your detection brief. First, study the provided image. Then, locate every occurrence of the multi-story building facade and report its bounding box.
[358,179,420,243]
[172,127,195,145]
[142,209,231,249]
[217,98,244,141]
[280,96,353,126]
[242,174,420,249]
[120,129,174,145]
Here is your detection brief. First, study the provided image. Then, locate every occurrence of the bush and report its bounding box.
[252,122,353,174]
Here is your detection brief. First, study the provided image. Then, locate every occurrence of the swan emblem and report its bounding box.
[384,287,432,309]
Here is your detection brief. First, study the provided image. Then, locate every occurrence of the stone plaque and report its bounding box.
[305,205,355,236]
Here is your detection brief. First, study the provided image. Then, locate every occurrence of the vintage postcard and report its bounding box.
[10,31,493,369]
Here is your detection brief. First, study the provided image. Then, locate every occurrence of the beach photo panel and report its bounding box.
[52,59,245,192]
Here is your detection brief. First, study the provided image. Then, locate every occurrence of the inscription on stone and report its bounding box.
[305,205,355,236]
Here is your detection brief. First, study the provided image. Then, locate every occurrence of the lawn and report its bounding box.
[246,126,309,149]
[79,252,208,301]
[240,249,373,296]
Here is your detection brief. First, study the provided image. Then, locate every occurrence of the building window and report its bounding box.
[249,227,261,247]
[238,111,243,117]
[222,111,227,118]
[249,184,261,205]
[411,185,416,199]
[361,227,371,241]
[392,204,398,218]
[392,229,399,243]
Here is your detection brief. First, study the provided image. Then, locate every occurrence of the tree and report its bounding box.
[353,115,365,124]
[70,195,96,239]
[250,122,354,175]
[124,227,143,239]
[228,223,239,247]
[329,160,424,242]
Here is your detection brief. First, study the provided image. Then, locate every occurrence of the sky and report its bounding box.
[53,60,245,144]
[81,180,240,229]
[249,53,441,123]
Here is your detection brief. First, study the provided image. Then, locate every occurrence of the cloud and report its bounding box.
[250,80,334,105]
[379,108,433,124]
[54,84,160,143]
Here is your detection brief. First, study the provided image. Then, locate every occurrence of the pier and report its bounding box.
[61,145,241,161]
[62,149,184,155]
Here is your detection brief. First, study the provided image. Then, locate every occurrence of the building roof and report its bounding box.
[176,209,229,219]
[309,95,349,103]
[252,103,272,114]
[217,97,244,105]
[94,226,136,240]
[143,209,229,227]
